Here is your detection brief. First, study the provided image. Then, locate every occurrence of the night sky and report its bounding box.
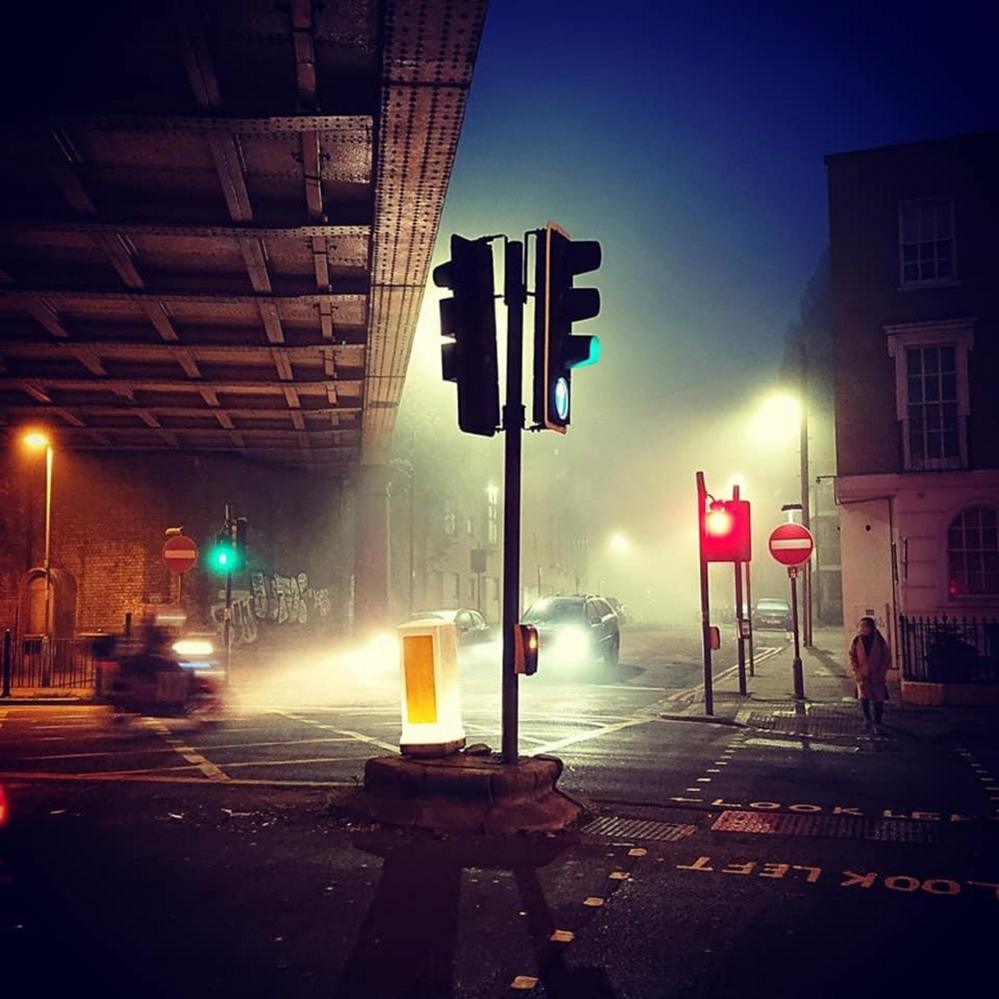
[400,0,997,608]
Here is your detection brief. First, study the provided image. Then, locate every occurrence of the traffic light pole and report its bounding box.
[223,502,233,687]
[501,239,525,764]
[695,471,714,716]
[745,562,756,677]
[733,484,747,696]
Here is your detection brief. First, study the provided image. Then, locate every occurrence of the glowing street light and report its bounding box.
[22,429,54,643]
[749,392,802,446]
[608,532,631,556]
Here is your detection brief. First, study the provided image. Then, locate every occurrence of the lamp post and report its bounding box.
[23,430,54,649]
[750,390,813,646]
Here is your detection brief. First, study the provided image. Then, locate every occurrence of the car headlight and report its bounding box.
[173,639,214,657]
[553,626,591,659]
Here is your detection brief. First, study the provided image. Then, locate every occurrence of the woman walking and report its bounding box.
[849,617,891,735]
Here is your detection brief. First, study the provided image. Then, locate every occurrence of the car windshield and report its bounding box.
[758,600,789,612]
[523,598,584,624]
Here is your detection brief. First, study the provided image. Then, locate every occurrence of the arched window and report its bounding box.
[947,505,999,597]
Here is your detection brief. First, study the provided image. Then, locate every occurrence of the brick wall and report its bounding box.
[0,449,352,645]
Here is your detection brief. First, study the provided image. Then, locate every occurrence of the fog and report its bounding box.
[392,253,806,627]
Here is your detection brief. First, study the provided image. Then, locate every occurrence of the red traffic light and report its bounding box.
[514,624,540,675]
[701,499,752,563]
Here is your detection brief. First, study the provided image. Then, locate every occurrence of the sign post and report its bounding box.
[161,534,198,608]
[768,522,815,702]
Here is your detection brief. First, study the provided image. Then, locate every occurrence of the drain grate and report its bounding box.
[711,810,939,845]
[583,816,698,842]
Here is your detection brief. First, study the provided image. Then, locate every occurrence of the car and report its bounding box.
[752,598,792,632]
[606,596,629,627]
[522,595,621,667]
[406,608,493,646]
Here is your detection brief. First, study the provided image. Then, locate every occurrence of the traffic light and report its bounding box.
[205,523,245,574]
[514,624,540,675]
[433,235,500,437]
[701,499,752,563]
[533,222,601,432]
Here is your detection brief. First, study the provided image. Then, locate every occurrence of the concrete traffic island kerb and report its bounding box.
[332,752,589,836]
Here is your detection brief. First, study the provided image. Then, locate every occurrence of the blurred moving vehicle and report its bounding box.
[405,609,493,646]
[522,595,620,667]
[95,623,224,723]
[752,597,793,631]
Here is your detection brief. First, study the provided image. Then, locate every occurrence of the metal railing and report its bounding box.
[2,633,98,690]
[899,614,999,684]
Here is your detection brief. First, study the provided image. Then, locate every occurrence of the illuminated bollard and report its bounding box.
[397,619,466,757]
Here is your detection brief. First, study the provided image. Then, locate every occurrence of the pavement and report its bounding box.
[1,624,997,997]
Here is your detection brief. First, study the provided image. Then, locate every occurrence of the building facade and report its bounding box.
[827,131,999,699]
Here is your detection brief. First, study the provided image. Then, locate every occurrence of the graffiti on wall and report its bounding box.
[250,571,331,626]
[209,590,259,645]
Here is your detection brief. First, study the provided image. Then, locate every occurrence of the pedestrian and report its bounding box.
[849,616,891,735]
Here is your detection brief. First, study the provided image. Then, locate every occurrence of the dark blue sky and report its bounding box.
[401,0,997,557]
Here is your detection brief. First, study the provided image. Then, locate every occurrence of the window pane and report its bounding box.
[939,346,956,372]
[907,376,923,402]
[926,430,942,458]
[924,348,939,373]
[902,244,918,263]
[981,508,997,529]
[942,402,958,430]
[925,378,940,402]
[903,263,919,282]
[941,373,957,400]
[944,430,959,457]
[908,404,924,429]
[907,350,922,375]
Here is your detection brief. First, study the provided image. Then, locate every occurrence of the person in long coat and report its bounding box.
[849,616,891,733]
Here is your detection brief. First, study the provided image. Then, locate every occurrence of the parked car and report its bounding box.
[752,597,793,632]
[522,595,620,667]
[406,608,492,646]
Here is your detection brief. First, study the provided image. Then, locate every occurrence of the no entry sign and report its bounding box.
[161,535,198,574]
[768,522,814,567]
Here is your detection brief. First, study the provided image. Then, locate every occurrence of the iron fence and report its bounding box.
[4,634,98,690]
[898,614,999,684]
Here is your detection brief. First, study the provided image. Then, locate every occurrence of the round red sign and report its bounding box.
[161,535,198,574]
[768,522,814,567]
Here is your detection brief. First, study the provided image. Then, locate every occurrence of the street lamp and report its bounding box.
[750,387,813,647]
[22,429,54,642]
[608,532,631,556]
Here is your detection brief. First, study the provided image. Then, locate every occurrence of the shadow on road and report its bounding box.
[336,829,617,998]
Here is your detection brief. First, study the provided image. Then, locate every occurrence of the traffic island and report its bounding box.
[333,752,588,836]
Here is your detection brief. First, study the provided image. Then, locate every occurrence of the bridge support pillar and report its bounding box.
[354,464,392,632]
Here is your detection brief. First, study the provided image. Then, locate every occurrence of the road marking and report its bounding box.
[666,646,784,703]
[274,711,398,753]
[529,717,651,755]
[0,769,356,788]
[92,755,366,777]
[147,720,229,782]
[677,854,998,901]
[27,736,359,761]
[744,737,858,755]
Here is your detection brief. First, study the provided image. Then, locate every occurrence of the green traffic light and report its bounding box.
[206,542,243,574]
[567,335,601,369]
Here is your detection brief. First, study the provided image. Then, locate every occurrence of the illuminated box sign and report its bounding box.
[397,619,465,756]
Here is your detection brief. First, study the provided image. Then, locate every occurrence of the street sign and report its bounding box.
[768,523,814,568]
[161,534,198,574]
